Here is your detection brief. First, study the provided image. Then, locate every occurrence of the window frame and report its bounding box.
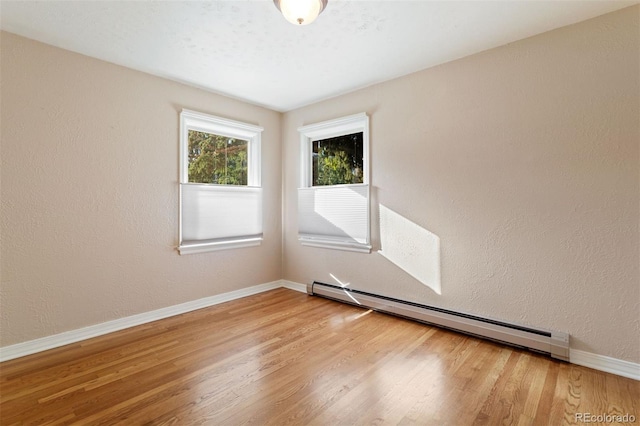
[180,109,262,188]
[178,109,263,255]
[299,112,369,189]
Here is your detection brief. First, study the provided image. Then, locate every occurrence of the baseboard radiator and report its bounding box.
[307,281,570,362]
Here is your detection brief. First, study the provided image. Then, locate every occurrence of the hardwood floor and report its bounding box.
[1,288,638,425]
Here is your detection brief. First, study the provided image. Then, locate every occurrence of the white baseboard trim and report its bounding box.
[281,280,307,293]
[570,349,640,381]
[0,280,287,363]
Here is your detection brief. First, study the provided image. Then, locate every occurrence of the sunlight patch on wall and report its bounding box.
[378,205,441,295]
[330,273,350,288]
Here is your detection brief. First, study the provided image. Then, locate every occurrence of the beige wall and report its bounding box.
[283,7,639,363]
[0,32,282,346]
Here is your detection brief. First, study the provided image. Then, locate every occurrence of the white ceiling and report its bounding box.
[0,1,635,112]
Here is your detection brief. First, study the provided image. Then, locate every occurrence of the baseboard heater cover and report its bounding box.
[307,281,569,361]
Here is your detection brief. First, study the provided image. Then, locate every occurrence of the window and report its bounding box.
[187,130,248,185]
[178,109,263,255]
[312,133,364,186]
[298,113,371,253]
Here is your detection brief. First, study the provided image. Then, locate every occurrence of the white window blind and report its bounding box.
[179,184,262,254]
[298,184,371,252]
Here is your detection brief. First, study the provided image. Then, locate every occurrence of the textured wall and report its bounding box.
[0,32,282,346]
[283,7,639,363]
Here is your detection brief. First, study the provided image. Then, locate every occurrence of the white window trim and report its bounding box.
[178,236,263,255]
[178,109,264,255]
[297,112,371,253]
[298,112,369,188]
[179,109,262,187]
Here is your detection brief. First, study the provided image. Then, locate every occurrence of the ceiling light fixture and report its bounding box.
[273,0,328,26]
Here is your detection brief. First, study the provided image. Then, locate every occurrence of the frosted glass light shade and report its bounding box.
[274,0,328,26]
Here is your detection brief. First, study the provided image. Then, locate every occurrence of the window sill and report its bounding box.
[178,237,262,255]
[299,236,371,253]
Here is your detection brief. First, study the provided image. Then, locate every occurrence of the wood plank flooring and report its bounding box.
[1,288,638,425]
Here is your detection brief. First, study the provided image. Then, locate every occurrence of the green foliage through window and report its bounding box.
[312,133,364,186]
[188,130,248,185]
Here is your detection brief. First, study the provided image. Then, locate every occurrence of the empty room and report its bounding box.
[0,0,638,424]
